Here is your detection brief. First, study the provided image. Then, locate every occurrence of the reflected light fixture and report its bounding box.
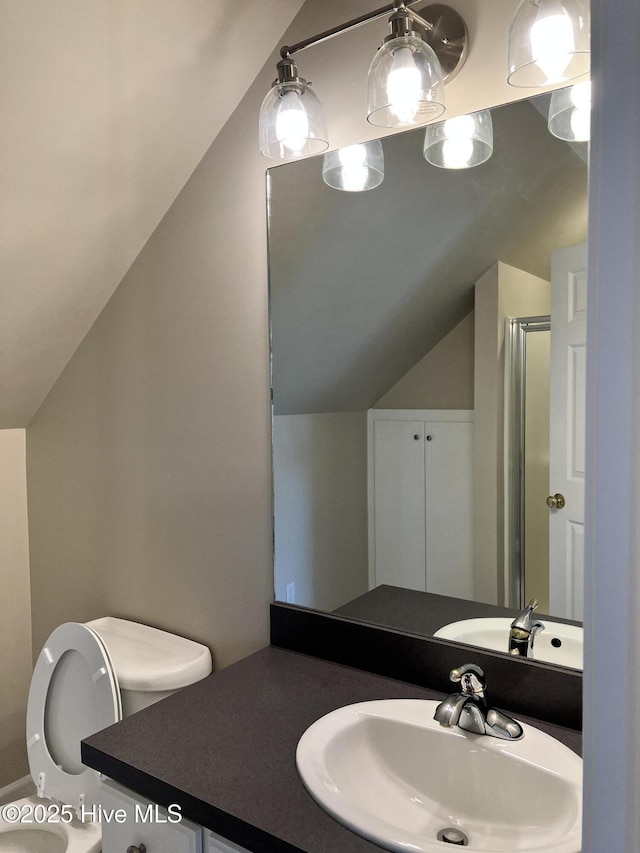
[507,0,590,87]
[322,141,385,191]
[259,1,469,160]
[423,109,493,169]
[548,79,591,141]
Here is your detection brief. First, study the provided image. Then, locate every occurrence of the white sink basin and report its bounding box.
[297,699,581,853]
[433,618,583,669]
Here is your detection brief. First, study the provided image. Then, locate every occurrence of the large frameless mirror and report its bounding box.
[268,91,588,670]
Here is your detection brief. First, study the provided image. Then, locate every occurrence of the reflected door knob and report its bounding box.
[546,493,566,509]
[127,846,146,853]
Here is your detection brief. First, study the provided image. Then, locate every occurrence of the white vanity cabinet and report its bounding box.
[368,409,474,598]
[99,779,203,853]
[205,829,252,852]
[99,780,253,853]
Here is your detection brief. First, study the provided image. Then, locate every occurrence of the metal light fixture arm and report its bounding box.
[279,0,430,61]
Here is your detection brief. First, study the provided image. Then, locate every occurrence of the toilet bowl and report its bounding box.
[0,796,102,852]
[0,617,212,853]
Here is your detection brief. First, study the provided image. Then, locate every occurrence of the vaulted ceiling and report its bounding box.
[0,0,304,427]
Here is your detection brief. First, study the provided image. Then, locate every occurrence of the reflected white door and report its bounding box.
[372,418,426,592]
[549,242,587,620]
[425,421,474,599]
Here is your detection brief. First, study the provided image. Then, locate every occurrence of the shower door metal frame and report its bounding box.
[504,315,551,610]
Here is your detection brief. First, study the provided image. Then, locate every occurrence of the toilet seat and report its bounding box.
[26,622,122,815]
[0,796,101,853]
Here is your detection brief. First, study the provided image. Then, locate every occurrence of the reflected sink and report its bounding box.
[297,700,581,853]
[433,618,583,670]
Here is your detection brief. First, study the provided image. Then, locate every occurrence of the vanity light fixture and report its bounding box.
[507,0,590,88]
[423,109,493,169]
[547,79,591,141]
[259,1,469,160]
[259,56,329,159]
[322,141,385,191]
[367,7,449,127]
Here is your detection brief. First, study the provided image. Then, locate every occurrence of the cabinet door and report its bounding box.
[205,829,252,852]
[424,421,474,598]
[100,779,202,853]
[372,419,426,591]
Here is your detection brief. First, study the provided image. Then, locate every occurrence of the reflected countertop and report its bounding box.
[333,585,582,638]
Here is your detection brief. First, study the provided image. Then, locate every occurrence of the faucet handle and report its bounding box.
[449,663,486,695]
[511,598,545,633]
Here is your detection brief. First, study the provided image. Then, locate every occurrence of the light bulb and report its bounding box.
[386,46,422,124]
[571,79,591,109]
[570,108,589,141]
[424,109,493,169]
[530,7,575,83]
[569,80,591,140]
[548,79,591,141]
[275,90,310,155]
[323,140,384,192]
[336,145,369,192]
[338,144,367,168]
[441,115,476,169]
[340,166,369,192]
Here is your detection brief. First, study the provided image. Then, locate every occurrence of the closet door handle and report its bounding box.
[127,845,147,853]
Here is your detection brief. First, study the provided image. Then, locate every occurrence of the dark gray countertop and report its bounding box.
[83,646,582,853]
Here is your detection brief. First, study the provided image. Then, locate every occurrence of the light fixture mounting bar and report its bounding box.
[405,6,437,32]
[280,0,425,58]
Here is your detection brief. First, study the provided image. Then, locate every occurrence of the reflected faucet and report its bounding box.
[434,663,524,740]
[509,599,545,658]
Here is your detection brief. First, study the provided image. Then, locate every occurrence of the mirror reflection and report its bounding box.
[269,93,588,669]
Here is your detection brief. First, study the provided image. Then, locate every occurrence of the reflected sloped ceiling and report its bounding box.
[269,98,588,416]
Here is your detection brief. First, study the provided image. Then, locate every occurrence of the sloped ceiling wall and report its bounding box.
[0,0,305,427]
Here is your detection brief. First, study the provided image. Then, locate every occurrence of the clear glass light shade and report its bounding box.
[548,80,591,141]
[259,81,329,160]
[322,141,385,192]
[367,35,445,128]
[423,110,493,169]
[507,0,590,88]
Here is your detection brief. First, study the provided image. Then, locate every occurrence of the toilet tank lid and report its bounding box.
[85,617,212,691]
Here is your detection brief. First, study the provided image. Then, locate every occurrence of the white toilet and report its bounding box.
[0,617,212,852]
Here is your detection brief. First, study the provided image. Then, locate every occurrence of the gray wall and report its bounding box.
[25,0,547,666]
[25,18,299,669]
[0,430,31,786]
[273,412,368,611]
[25,99,275,665]
[375,313,475,410]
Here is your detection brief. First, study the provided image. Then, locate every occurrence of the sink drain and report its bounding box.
[437,827,469,846]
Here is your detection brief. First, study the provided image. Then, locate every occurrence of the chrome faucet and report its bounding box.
[509,598,545,658]
[434,663,524,740]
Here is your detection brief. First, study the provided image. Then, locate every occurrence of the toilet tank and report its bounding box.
[85,617,212,716]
